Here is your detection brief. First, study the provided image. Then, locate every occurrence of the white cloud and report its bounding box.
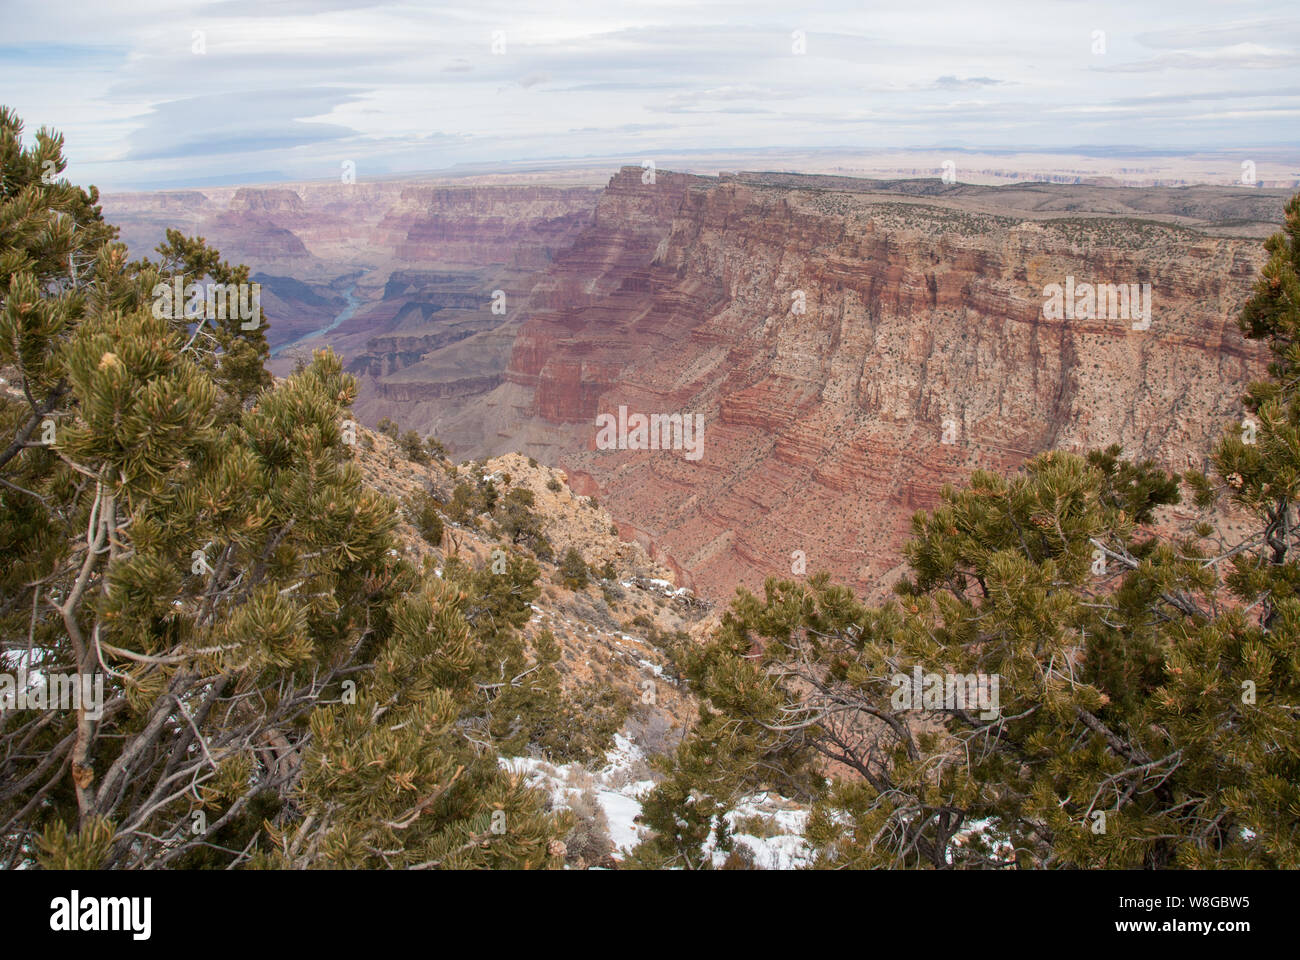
[0,0,1296,189]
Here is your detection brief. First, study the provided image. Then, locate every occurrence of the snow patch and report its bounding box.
[502,733,655,855]
[501,735,812,868]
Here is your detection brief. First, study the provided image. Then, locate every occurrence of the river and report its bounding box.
[270,283,361,357]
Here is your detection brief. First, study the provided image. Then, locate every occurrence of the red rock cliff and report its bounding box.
[469,170,1279,601]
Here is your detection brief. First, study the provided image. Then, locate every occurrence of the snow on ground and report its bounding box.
[597,790,645,853]
[619,577,692,599]
[501,735,813,868]
[502,733,655,854]
[706,793,814,869]
[724,833,811,871]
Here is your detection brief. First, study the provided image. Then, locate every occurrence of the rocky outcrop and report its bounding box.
[382,186,597,266]
[229,188,305,215]
[369,375,504,403]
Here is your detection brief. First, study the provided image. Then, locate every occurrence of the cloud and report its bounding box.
[1135,19,1300,49]
[0,42,129,65]
[932,76,1004,89]
[123,88,363,161]
[1107,86,1300,106]
[195,0,393,15]
[3,0,1297,189]
[1101,43,1296,72]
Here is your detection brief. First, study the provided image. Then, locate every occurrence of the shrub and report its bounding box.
[559,547,589,589]
[446,482,478,525]
[734,815,784,839]
[399,429,429,464]
[533,534,555,563]
[718,846,758,870]
[406,490,444,546]
[564,784,614,868]
[498,487,544,548]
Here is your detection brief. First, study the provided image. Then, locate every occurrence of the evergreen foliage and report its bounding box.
[0,108,574,869]
[559,547,589,590]
[406,489,444,546]
[399,429,428,464]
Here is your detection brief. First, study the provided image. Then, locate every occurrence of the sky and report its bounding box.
[1,0,1298,190]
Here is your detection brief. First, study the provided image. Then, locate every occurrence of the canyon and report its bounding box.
[102,170,1294,601]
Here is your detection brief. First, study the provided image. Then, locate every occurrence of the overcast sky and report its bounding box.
[2,0,1298,190]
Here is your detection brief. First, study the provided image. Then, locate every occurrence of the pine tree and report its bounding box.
[260,576,569,869]
[406,489,445,546]
[0,108,570,869]
[559,546,588,590]
[399,429,429,464]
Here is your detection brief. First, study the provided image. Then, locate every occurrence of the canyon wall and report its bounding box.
[452,169,1285,600]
